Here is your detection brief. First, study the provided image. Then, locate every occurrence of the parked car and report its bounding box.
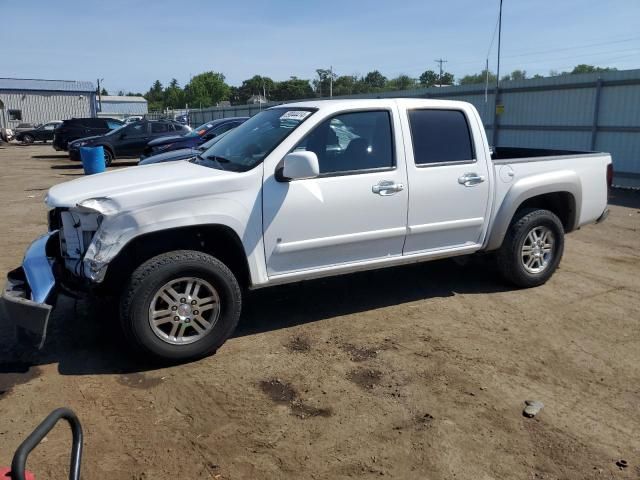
[15,121,62,143]
[2,99,612,362]
[141,117,248,159]
[13,123,40,135]
[53,118,123,151]
[68,119,191,165]
[0,128,13,142]
[123,116,143,125]
[138,129,233,165]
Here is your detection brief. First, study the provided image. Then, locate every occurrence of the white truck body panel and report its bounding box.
[41,98,610,289]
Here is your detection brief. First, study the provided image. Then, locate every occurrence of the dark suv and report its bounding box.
[68,119,190,165]
[53,117,123,151]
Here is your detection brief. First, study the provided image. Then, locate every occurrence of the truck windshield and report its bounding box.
[191,108,315,172]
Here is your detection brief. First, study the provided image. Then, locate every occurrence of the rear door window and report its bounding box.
[408,109,474,165]
[151,122,170,134]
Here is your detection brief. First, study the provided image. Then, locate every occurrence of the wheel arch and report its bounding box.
[485,171,581,251]
[101,223,252,294]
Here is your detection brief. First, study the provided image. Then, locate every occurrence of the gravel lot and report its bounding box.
[1,143,639,479]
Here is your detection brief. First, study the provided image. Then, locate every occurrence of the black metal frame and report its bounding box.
[10,408,83,480]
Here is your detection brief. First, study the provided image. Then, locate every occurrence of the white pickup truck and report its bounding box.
[2,99,612,362]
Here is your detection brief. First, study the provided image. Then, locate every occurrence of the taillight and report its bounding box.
[606,163,613,188]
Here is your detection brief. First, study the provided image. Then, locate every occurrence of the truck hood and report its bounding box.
[46,161,236,209]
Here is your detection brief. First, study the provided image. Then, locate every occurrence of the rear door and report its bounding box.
[263,107,409,276]
[402,107,491,254]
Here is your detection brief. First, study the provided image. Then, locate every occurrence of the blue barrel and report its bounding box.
[80,146,106,175]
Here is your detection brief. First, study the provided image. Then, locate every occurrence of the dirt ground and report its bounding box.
[0,143,639,480]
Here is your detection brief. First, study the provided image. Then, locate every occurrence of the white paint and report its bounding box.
[41,98,611,289]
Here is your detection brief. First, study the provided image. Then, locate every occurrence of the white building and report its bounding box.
[0,78,96,129]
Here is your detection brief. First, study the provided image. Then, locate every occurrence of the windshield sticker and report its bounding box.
[280,110,311,121]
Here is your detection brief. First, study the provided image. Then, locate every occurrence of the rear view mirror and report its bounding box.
[278,151,319,181]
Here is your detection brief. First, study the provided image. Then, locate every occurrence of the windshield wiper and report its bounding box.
[205,155,230,163]
[194,153,227,171]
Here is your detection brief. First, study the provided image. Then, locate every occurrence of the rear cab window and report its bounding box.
[408,109,475,166]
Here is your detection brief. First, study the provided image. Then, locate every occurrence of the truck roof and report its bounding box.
[275,98,472,111]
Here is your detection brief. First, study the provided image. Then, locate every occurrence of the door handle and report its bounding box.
[372,180,405,196]
[458,173,486,187]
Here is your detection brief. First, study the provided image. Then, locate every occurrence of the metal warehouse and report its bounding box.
[97,95,148,119]
[0,78,96,129]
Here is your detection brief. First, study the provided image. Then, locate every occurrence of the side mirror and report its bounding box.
[278,151,319,181]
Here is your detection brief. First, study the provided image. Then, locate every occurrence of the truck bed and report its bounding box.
[492,146,596,162]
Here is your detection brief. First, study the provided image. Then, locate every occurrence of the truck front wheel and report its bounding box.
[496,208,565,288]
[120,250,242,362]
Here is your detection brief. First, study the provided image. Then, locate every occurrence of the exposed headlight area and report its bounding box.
[58,210,101,275]
[71,140,90,148]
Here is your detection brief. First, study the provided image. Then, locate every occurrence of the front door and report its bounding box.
[263,109,408,277]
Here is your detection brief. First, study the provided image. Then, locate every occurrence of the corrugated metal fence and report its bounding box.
[152,68,640,185]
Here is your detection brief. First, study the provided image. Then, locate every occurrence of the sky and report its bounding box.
[2,0,639,94]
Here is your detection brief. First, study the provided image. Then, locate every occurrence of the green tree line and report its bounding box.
[135,64,616,111]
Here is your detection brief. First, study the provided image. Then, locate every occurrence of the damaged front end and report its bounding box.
[1,233,59,348]
[2,197,122,348]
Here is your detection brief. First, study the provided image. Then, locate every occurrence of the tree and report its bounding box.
[570,64,616,75]
[332,75,359,96]
[459,69,497,86]
[164,78,184,109]
[145,80,164,111]
[419,70,438,87]
[184,72,230,108]
[420,70,454,87]
[387,74,416,91]
[237,75,275,103]
[271,77,313,101]
[99,87,108,96]
[501,70,527,82]
[313,69,338,97]
[439,72,455,86]
[362,70,387,90]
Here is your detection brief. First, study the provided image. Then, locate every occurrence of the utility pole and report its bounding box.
[434,58,448,86]
[492,0,504,147]
[329,65,333,98]
[96,78,104,113]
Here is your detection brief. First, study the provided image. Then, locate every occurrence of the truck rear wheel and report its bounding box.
[496,208,564,288]
[120,250,242,362]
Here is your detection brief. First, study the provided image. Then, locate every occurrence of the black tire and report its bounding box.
[120,250,242,363]
[22,134,34,144]
[496,208,565,288]
[103,148,114,166]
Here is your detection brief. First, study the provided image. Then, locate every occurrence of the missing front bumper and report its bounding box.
[1,233,58,349]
